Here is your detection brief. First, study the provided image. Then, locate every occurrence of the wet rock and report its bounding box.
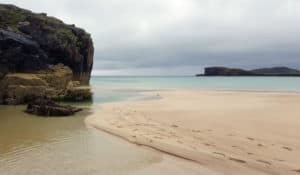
[25,98,82,116]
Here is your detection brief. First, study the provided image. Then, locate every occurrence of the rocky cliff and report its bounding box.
[0,4,94,84]
[0,4,93,105]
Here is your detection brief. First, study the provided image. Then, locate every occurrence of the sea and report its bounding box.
[90,76,300,103]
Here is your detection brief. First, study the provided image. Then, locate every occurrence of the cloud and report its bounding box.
[2,0,300,75]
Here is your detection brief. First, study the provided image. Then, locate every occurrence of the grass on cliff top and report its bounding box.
[0,5,84,53]
[0,6,27,30]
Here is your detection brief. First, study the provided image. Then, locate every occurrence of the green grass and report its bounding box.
[0,5,84,53]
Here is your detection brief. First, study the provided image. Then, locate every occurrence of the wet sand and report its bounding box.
[86,90,300,175]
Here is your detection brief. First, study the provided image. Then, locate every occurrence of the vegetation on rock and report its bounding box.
[0,4,94,84]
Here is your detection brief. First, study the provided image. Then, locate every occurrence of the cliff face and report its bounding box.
[0,4,94,84]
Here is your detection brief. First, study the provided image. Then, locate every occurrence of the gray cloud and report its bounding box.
[2,0,300,75]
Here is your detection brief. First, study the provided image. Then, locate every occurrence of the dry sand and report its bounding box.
[86,90,300,175]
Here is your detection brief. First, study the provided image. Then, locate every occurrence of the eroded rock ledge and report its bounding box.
[0,64,92,105]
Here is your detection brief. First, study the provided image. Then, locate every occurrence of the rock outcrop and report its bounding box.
[0,64,92,105]
[0,4,94,84]
[64,86,93,101]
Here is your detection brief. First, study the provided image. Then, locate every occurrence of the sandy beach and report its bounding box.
[86,90,300,175]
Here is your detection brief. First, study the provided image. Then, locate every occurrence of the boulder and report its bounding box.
[25,98,82,116]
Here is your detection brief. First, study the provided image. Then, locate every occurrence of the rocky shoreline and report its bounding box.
[25,98,83,117]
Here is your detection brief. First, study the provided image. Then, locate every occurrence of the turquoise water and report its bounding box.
[91,76,300,102]
[91,76,300,91]
[90,76,300,102]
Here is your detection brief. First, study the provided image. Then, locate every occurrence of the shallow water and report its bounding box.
[0,106,166,175]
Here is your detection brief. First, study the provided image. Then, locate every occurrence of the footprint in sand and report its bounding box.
[177,140,183,144]
[292,169,300,173]
[171,124,179,128]
[229,157,247,164]
[282,146,293,151]
[247,152,254,155]
[192,129,201,133]
[247,137,255,141]
[190,146,197,150]
[153,136,163,139]
[257,143,264,147]
[274,158,285,162]
[193,136,203,141]
[213,152,226,157]
[203,143,215,147]
[256,160,272,166]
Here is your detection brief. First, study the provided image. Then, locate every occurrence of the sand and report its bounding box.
[86,90,300,175]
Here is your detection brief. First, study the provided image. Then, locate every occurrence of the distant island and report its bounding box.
[196,66,300,76]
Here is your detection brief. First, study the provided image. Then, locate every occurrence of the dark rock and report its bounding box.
[64,86,92,101]
[0,4,94,84]
[251,67,300,75]
[25,98,82,117]
[204,67,254,76]
[0,71,6,79]
[0,29,48,72]
[197,66,300,76]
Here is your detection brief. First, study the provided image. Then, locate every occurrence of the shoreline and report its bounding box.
[86,89,300,175]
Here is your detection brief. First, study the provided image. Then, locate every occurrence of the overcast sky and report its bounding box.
[2,0,300,75]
